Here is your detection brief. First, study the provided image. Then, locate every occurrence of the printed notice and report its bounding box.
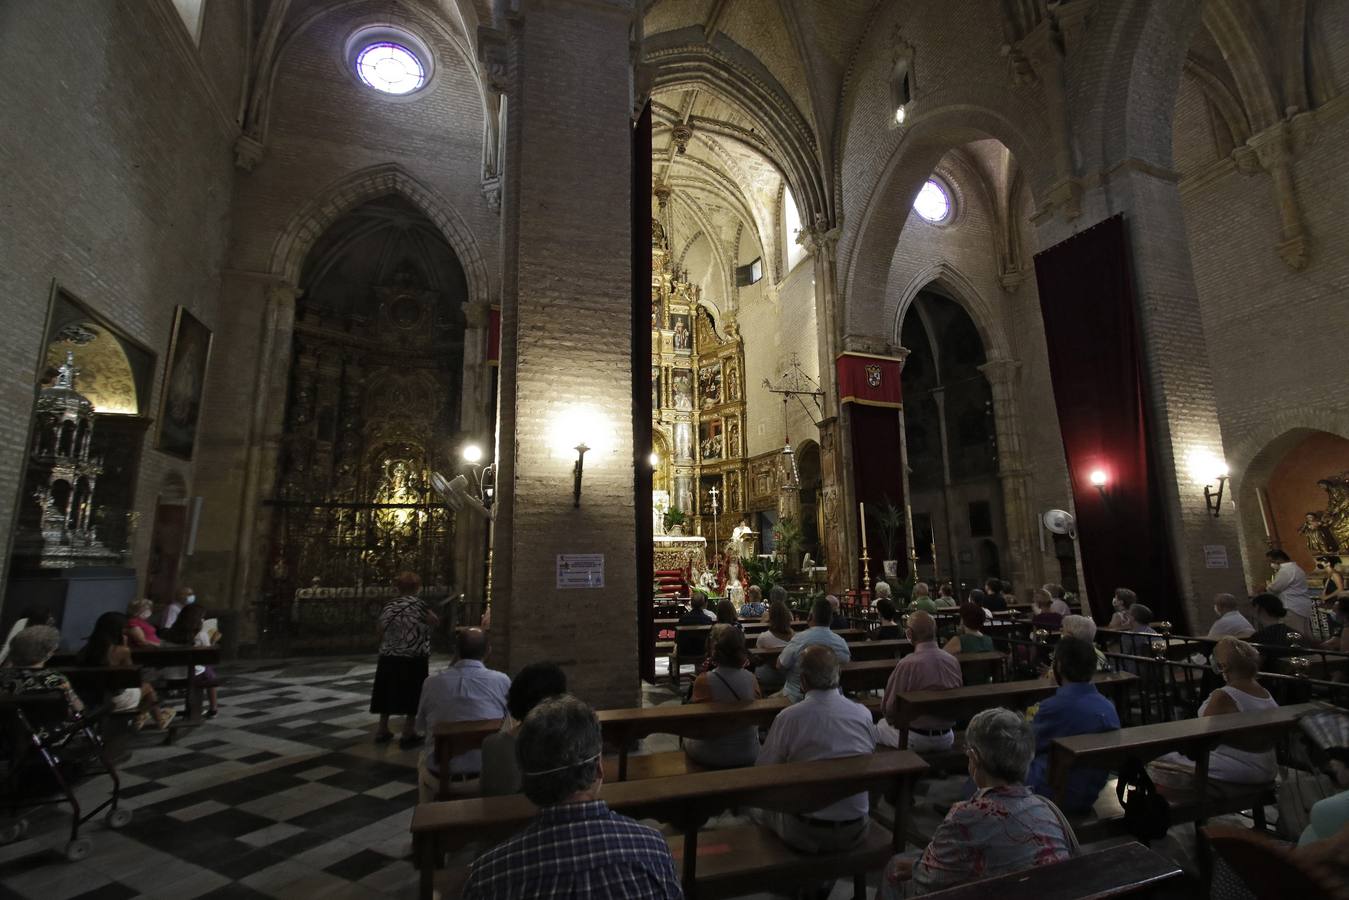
[1203,545,1228,569]
[557,554,605,589]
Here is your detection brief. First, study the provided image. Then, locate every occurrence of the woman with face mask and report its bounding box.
[162,586,196,630]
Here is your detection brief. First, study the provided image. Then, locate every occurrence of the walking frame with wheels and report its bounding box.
[0,690,131,861]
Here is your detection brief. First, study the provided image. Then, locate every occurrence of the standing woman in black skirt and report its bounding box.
[371,571,439,748]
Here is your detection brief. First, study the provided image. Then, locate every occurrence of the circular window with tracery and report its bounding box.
[913,178,953,224]
[344,25,435,98]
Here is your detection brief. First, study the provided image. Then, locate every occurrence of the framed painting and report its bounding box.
[156,307,213,460]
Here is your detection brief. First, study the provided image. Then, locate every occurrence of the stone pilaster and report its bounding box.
[978,358,1040,594]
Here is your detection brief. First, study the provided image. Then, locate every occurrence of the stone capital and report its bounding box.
[234,133,265,172]
[978,357,1021,387]
[477,25,510,93]
[265,282,301,308]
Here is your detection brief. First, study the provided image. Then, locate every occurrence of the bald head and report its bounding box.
[1213,593,1239,613]
[906,610,936,643]
[799,644,841,692]
[456,627,489,660]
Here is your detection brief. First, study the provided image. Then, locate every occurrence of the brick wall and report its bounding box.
[0,1,239,606]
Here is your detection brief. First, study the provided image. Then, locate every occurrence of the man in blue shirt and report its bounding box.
[777,598,852,702]
[1027,636,1121,813]
[462,695,682,899]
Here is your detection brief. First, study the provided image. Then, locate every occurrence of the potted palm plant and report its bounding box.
[773,515,804,576]
[869,498,904,578]
[663,507,687,536]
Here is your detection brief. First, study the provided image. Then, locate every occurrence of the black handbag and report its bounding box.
[1116,757,1171,843]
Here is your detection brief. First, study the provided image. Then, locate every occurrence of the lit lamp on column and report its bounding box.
[572,443,589,508]
[1089,468,1111,512]
[1187,449,1230,518]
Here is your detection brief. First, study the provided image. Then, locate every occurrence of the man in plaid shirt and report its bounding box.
[462,695,683,899]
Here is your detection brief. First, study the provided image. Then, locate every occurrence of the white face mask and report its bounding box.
[184,594,196,605]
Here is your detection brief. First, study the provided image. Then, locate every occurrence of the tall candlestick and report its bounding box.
[859,502,868,551]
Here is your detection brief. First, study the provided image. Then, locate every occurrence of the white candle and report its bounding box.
[859,502,868,551]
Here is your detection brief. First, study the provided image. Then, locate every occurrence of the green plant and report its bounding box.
[743,555,784,594]
[663,507,687,530]
[868,497,904,561]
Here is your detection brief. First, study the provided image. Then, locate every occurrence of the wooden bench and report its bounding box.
[672,626,864,687]
[411,751,929,900]
[918,840,1183,899]
[891,671,1137,736]
[1048,702,1319,841]
[753,638,912,668]
[50,646,221,725]
[840,651,1007,693]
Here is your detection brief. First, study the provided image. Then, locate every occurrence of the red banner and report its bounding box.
[487,306,501,366]
[836,352,903,408]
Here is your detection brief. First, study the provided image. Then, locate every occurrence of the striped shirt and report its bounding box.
[462,800,683,899]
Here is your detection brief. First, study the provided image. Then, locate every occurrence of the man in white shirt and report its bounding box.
[777,598,852,701]
[756,645,878,853]
[414,627,511,801]
[1266,549,1314,637]
[1207,593,1255,640]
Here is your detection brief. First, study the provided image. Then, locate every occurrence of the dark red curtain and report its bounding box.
[1032,215,1182,627]
[632,102,655,682]
[849,403,905,587]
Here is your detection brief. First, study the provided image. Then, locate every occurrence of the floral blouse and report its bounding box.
[893,784,1072,895]
[378,596,431,657]
[0,667,85,743]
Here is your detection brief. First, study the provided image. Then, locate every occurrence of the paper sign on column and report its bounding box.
[557,554,605,589]
[1203,545,1228,569]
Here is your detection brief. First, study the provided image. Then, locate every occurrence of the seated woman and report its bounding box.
[1151,637,1278,787]
[79,612,174,731]
[160,605,221,718]
[480,662,568,796]
[0,607,55,667]
[883,707,1075,896]
[685,625,762,769]
[1060,614,1112,672]
[752,600,795,694]
[0,625,85,742]
[124,599,162,648]
[943,602,994,655]
[1030,589,1064,630]
[872,597,901,640]
[1321,596,1349,653]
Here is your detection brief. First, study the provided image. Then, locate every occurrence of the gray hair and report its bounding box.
[965,707,1035,784]
[1061,614,1097,642]
[9,625,61,667]
[799,644,841,692]
[516,695,602,806]
[874,582,892,598]
[913,583,930,597]
[769,584,788,606]
[1213,593,1238,612]
[1129,603,1154,625]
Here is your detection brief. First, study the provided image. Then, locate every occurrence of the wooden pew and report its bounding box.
[50,645,221,725]
[1048,702,1319,840]
[891,672,1137,736]
[753,638,911,668]
[411,751,930,900]
[840,651,1007,693]
[918,840,1183,899]
[672,625,864,687]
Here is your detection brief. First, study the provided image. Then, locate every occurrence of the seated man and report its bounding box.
[1108,588,1137,630]
[1208,592,1255,640]
[982,578,1008,612]
[1061,614,1112,672]
[909,583,937,614]
[739,584,767,620]
[872,597,901,640]
[827,594,849,630]
[1118,602,1161,673]
[675,592,718,664]
[462,695,681,899]
[777,598,852,702]
[756,645,878,853]
[414,627,510,801]
[1026,637,1121,813]
[879,611,962,752]
[934,583,958,609]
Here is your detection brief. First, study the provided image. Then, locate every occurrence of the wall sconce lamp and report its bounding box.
[1204,471,1229,518]
[1188,450,1230,518]
[572,443,589,508]
[1088,469,1114,514]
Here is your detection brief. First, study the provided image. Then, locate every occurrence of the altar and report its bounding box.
[654,535,707,572]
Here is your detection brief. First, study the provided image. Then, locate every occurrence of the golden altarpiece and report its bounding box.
[650,220,747,571]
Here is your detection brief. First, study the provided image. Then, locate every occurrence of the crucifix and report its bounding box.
[709,484,720,558]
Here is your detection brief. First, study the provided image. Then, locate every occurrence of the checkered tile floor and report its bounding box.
[0,658,424,900]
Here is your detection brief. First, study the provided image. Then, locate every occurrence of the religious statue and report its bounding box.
[726,418,740,456]
[673,370,693,410]
[1300,511,1339,556]
[1315,474,1349,551]
[726,361,740,400]
[719,556,748,606]
[699,365,722,408]
[672,317,690,350]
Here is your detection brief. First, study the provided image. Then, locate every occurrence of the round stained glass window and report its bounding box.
[356,42,427,95]
[913,179,952,223]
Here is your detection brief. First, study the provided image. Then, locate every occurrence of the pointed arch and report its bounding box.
[891,261,1011,363]
[267,163,489,307]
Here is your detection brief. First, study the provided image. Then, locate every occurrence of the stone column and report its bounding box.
[929,387,960,587]
[488,0,639,709]
[978,358,1039,595]
[1035,167,1246,631]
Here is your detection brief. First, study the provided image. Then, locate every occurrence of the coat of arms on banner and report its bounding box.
[865,364,882,388]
